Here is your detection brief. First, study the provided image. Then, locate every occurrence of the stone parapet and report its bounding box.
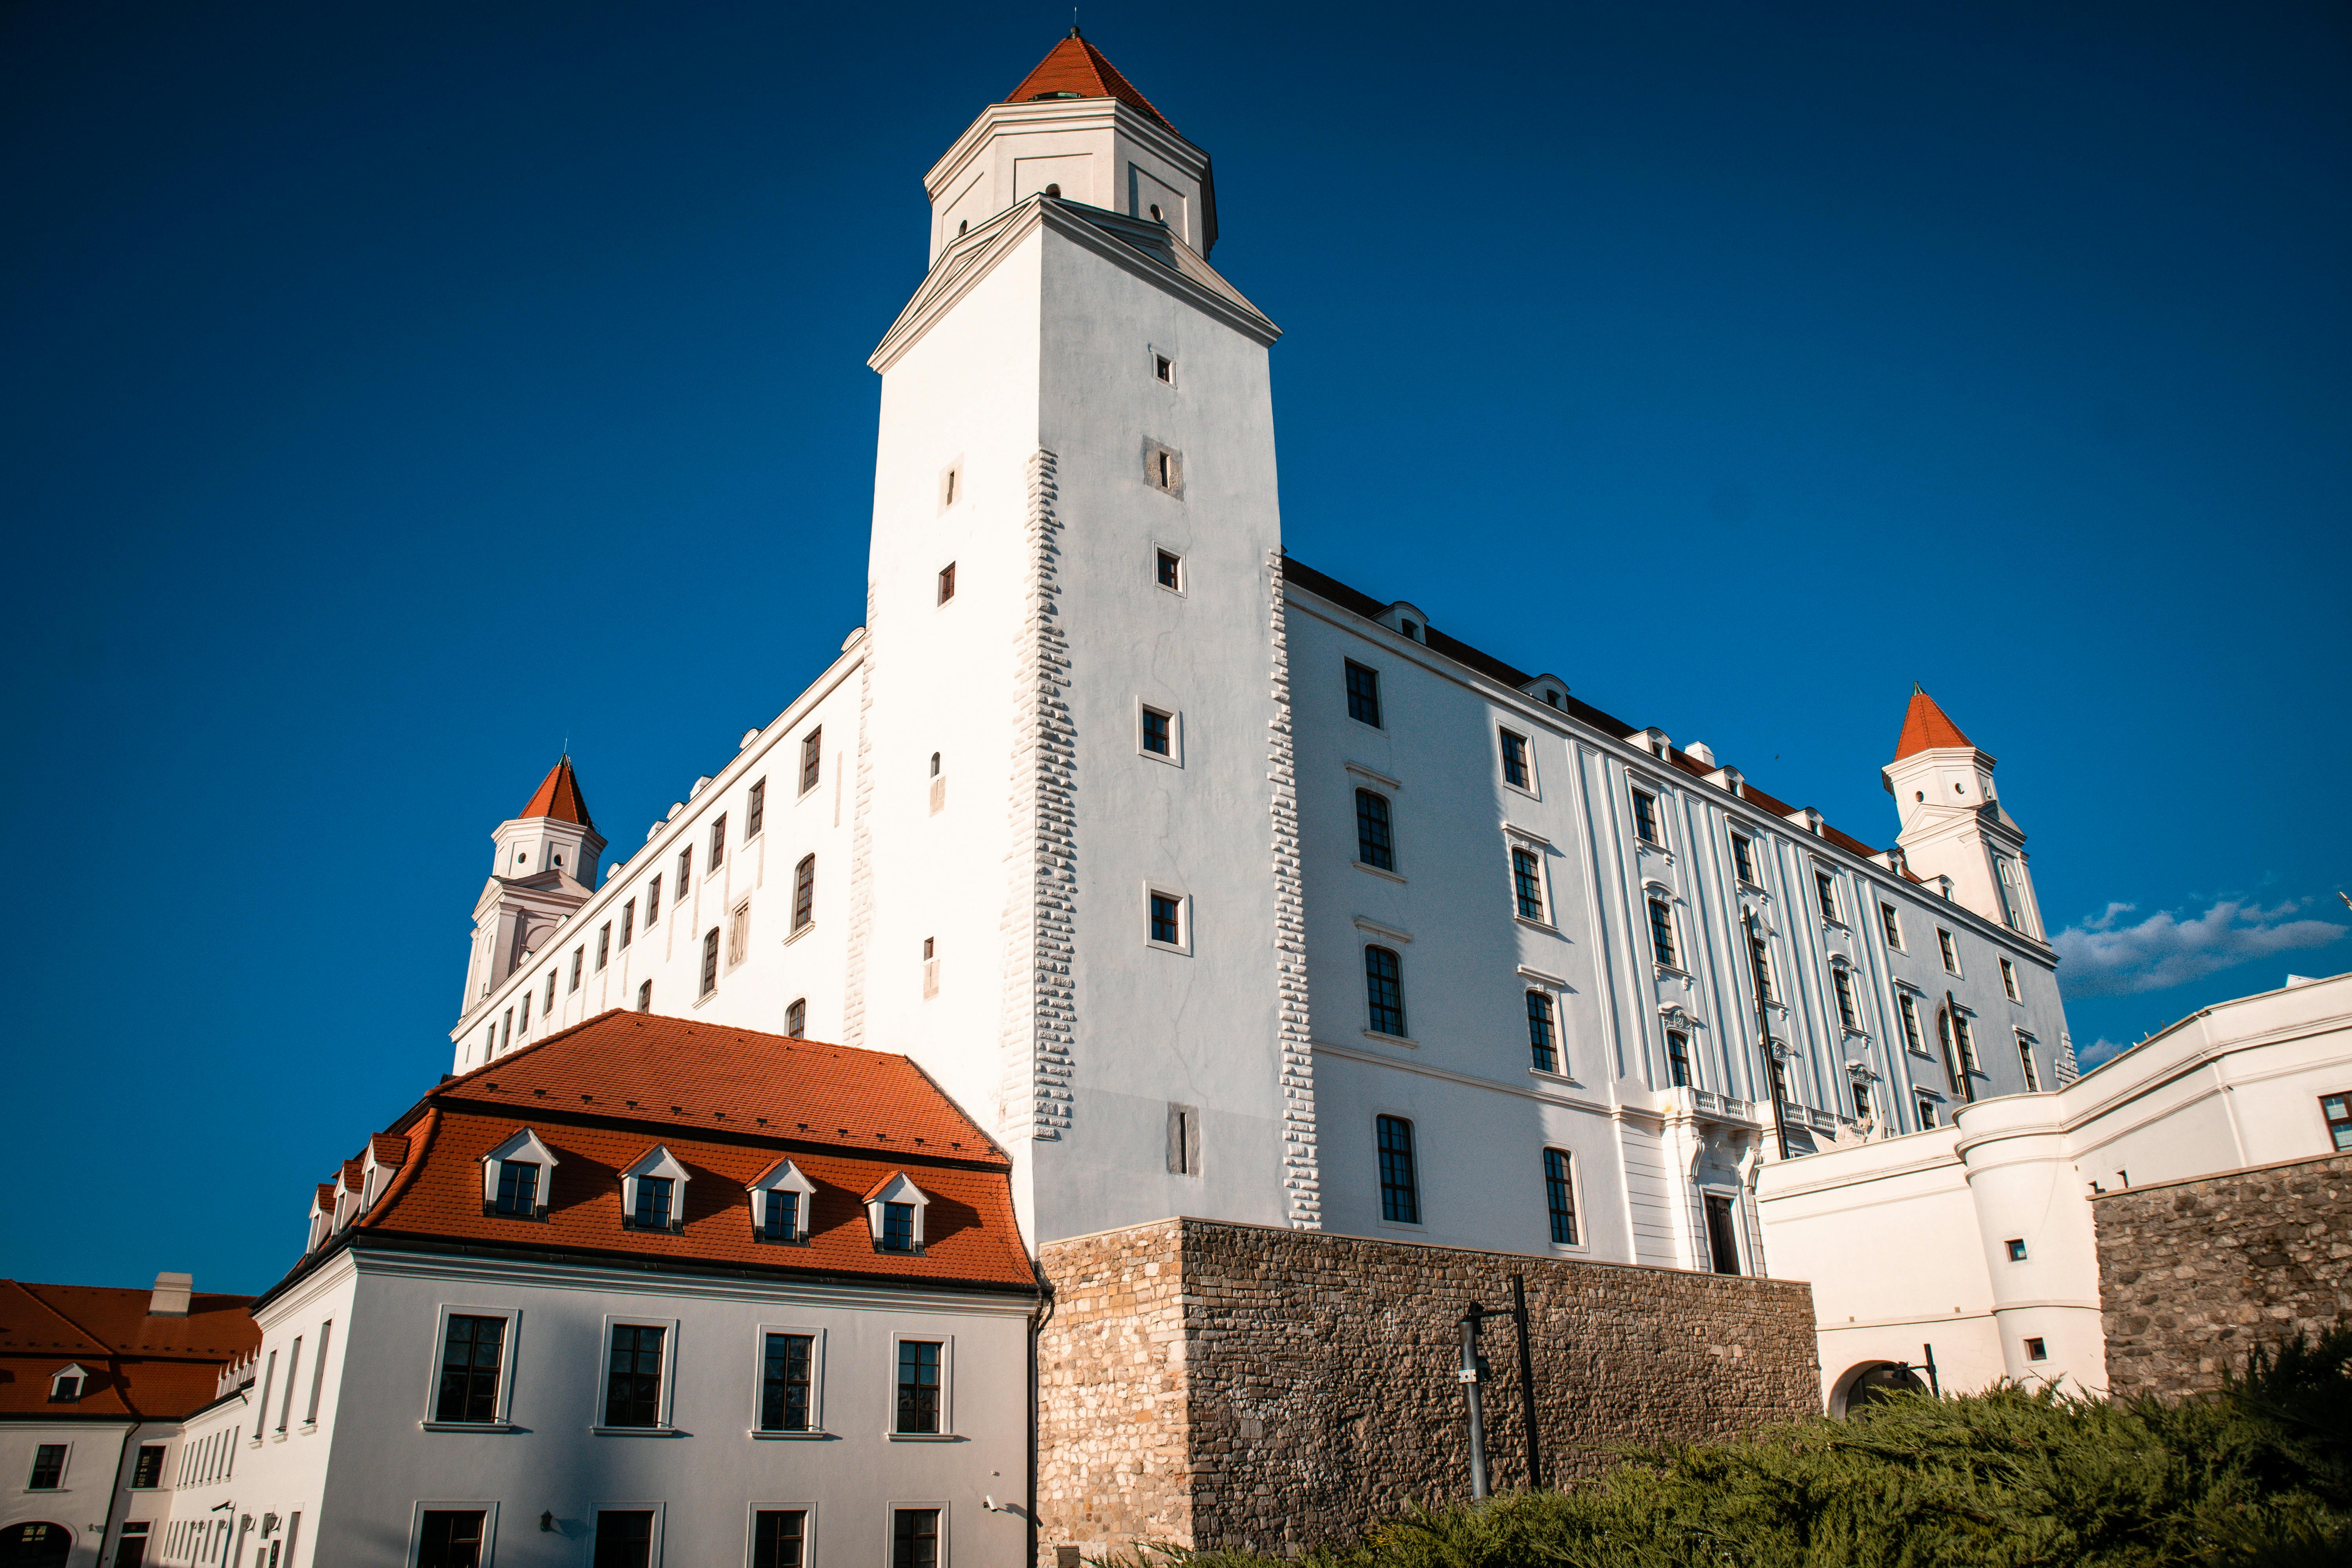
[1036,1217,1818,1559]
[2094,1151,2352,1400]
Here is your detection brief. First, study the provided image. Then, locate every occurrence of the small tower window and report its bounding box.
[1145,443,1183,495]
[1156,549,1182,589]
[1154,353,1173,382]
[937,563,956,604]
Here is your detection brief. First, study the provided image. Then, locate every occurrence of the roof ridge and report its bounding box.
[15,1281,113,1354]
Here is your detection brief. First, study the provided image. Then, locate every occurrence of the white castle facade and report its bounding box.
[449,33,2076,1282]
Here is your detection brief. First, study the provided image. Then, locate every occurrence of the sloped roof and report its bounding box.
[1005,30,1176,133]
[0,1280,259,1419]
[519,755,595,829]
[1892,685,1976,760]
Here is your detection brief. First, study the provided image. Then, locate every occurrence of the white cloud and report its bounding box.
[2076,1038,2131,1070]
[2054,899,2347,998]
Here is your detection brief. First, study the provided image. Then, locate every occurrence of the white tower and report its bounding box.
[849,31,1314,1244]
[461,757,608,1012]
[1881,687,2045,940]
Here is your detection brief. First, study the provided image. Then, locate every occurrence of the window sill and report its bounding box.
[590,1425,683,1437]
[1528,1067,1583,1089]
[1652,964,1691,982]
[1361,1030,1418,1049]
[1353,862,1405,884]
[693,988,719,1008]
[785,922,816,946]
[886,1431,962,1443]
[421,1421,518,1434]
[1513,915,1559,935]
[751,1429,834,1441]
[1138,749,1182,769]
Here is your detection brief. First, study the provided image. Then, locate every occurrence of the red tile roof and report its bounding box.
[519,755,595,829]
[1005,31,1175,133]
[0,1281,259,1419]
[368,1133,410,1167]
[1892,685,1975,760]
[282,1011,1034,1298]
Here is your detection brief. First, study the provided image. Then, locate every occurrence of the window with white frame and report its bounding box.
[1499,728,1532,789]
[600,1318,673,1430]
[1526,991,1559,1073]
[1542,1148,1578,1244]
[431,1310,513,1426]
[620,1146,689,1232]
[748,1158,816,1245]
[1994,854,2033,933]
[1147,888,1188,951]
[1647,895,1681,969]
[1750,932,1777,1002]
[1666,1028,1692,1088]
[1355,788,1396,871]
[784,998,807,1038]
[754,1509,809,1568]
[2016,1032,2042,1092]
[1815,868,1842,924]
[1917,1095,1938,1129]
[1364,945,1406,1037]
[1731,832,1758,884]
[800,727,822,795]
[1937,927,1961,975]
[1376,1114,1420,1224]
[47,1365,86,1403]
[894,1337,947,1435]
[863,1172,929,1253]
[1138,703,1179,762]
[596,922,610,972]
[481,1128,557,1219]
[758,1331,818,1434]
[792,854,816,934]
[710,814,728,872]
[2001,957,2021,1002]
[1832,965,1860,1031]
[700,926,721,997]
[747,777,766,838]
[1880,901,1903,949]
[1898,991,1927,1054]
[1631,788,1662,846]
[1345,659,1382,727]
[1156,548,1183,591]
[1510,845,1547,922]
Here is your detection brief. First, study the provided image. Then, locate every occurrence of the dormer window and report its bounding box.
[748,1157,817,1245]
[620,1146,690,1232]
[862,1172,930,1254]
[480,1129,559,1220]
[49,1365,88,1403]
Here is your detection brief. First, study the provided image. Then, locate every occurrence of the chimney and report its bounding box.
[149,1272,193,1317]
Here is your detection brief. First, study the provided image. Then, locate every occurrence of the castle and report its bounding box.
[453,29,2074,1277]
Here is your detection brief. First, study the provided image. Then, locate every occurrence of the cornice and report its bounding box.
[923,97,1207,200]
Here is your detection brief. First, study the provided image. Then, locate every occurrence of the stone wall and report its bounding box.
[1036,1217,1818,1559]
[2094,1151,2352,1400]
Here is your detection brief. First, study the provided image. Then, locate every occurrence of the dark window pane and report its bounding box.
[794,855,817,932]
[495,1161,538,1216]
[760,1334,814,1432]
[1364,946,1405,1037]
[1500,730,1528,788]
[1344,661,1381,727]
[29,1444,65,1488]
[435,1315,505,1424]
[763,1189,799,1242]
[891,1509,940,1568]
[801,728,823,793]
[1525,992,1556,1073]
[633,1176,673,1230]
[1632,791,1659,844]
[1512,847,1544,920]
[1667,1030,1691,1088]
[882,1201,916,1252]
[1376,1114,1419,1224]
[1543,1148,1577,1245]
[1704,1194,1742,1275]
[1142,709,1171,755]
[896,1341,942,1434]
[1354,790,1394,870]
[1149,893,1180,945]
[131,1445,165,1488]
[418,1510,486,1568]
[1156,551,1180,588]
[1649,900,1679,968]
[753,1511,808,1568]
[592,1511,655,1568]
[603,1325,664,1428]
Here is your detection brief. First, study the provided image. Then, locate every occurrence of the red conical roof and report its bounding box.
[1005,30,1176,133]
[1892,685,1975,760]
[519,756,594,830]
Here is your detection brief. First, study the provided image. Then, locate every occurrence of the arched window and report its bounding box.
[784,998,806,1038]
[636,980,652,1013]
[1364,946,1405,1038]
[793,855,817,933]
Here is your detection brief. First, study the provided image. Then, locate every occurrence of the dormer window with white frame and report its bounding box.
[862,1172,929,1254]
[620,1145,690,1233]
[749,1158,817,1245]
[361,1138,409,1211]
[306,1189,334,1253]
[49,1364,89,1403]
[481,1128,559,1220]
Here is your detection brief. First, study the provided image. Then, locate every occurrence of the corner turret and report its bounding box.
[460,757,608,1015]
[1880,688,2044,940]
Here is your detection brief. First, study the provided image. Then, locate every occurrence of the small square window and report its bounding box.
[2005,1238,2027,1261]
[1140,706,1174,758]
[2024,1337,2047,1362]
[937,563,956,604]
[1148,891,1183,947]
[1156,549,1182,590]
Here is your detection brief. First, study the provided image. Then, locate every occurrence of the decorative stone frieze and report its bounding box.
[1267,548,1319,1225]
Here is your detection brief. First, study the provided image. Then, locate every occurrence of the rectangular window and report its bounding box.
[1918,1096,1938,1128]
[1354,789,1395,871]
[1148,891,1182,946]
[1994,855,2030,931]
[700,927,720,997]
[1344,660,1382,727]
[544,970,557,1012]
[569,946,583,993]
[1526,991,1557,1073]
[596,923,610,971]
[792,855,816,933]
[307,1321,331,1422]
[1833,967,1858,1030]
[728,901,751,965]
[1156,549,1182,589]
[759,1333,814,1432]
[1938,928,1960,975]
[1542,1147,1578,1244]
[1140,706,1172,756]
[1376,1114,1420,1224]
[1364,946,1406,1037]
[494,1161,539,1216]
[1731,833,1757,884]
[131,1444,165,1488]
[1632,790,1661,846]
[2001,957,2021,1001]
[1154,352,1174,383]
[2018,1036,2042,1092]
[1510,846,1545,921]
[279,1335,304,1430]
[634,1177,675,1230]
[1956,1011,1980,1073]
[936,562,956,604]
[1499,728,1530,788]
[1899,992,1925,1053]
[1749,934,1776,1002]
[2324,1094,2352,1152]
[891,1509,940,1568]
[1815,869,1841,924]
[1647,898,1679,969]
[603,1325,665,1428]
[1703,1193,1742,1276]
[710,815,727,871]
[593,1511,655,1568]
[2025,1336,2048,1361]
[1167,1103,1200,1175]
[1880,902,1903,948]
[417,1511,486,1568]
[895,1340,942,1434]
[753,1511,808,1568]
[800,727,822,793]
[435,1315,506,1424]
[646,875,661,926]
[747,778,766,838]
[1852,1083,1873,1122]
[784,998,807,1038]
[874,1201,915,1252]
[1666,1028,1691,1088]
[763,1188,800,1242]
[677,846,693,902]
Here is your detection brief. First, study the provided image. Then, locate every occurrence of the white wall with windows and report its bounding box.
[1759,969,2352,1410]
[163,1246,1032,1568]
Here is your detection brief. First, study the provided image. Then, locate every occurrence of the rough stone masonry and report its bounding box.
[1035,1217,1818,1559]
[2095,1151,2352,1400]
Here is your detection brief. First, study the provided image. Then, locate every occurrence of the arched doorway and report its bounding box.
[0,1522,74,1568]
[1831,1360,1927,1418]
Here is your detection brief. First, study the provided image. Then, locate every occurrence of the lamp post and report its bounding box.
[1457,1303,1490,1500]
[1456,1274,1545,1499]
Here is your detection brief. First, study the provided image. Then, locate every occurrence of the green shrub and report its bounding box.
[1098,1327,2352,1568]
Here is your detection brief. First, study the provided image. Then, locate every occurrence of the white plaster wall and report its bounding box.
[152,1396,246,1566]
[0,1417,128,1568]
[191,1251,1029,1568]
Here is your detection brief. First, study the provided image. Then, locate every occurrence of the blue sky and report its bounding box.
[2,1,2345,1294]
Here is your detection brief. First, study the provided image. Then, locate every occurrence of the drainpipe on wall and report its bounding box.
[1743,910,1791,1160]
[1026,1264,1056,1567]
